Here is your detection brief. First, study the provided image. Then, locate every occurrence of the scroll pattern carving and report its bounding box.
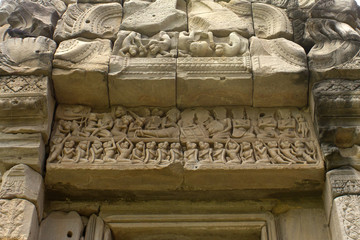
[334,195,360,240]
[48,105,321,167]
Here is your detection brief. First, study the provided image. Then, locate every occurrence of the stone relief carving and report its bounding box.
[113,31,178,58]
[0,36,56,75]
[187,0,254,38]
[48,105,320,167]
[53,2,123,42]
[53,38,112,71]
[252,3,293,40]
[121,0,187,36]
[178,31,249,57]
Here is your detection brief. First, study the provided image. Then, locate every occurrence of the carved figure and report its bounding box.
[101,139,116,163]
[212,142,226,163]
[74,141,89,163]
[144,141,158,164]
[48,134,71,163]
[184,142,198,164]
[61,140,76,162]
[92,114,113,138]
[79,113,98,137]
[292,141,317,164]
[178,31,215,57]
[255,112,277,138]
[54,120,71,136]
[277,110,296,138]
[147,31,174,57]
[113,31,146,57]
[225,139,241,164]
[157,142,171,164]
[131,141,146,163]
[206,107,231,139]
[231,108,255,138]
[214,32,248,57]
[295,114,310,138]
[198,141,213,163]
[266,141,292,164]
[116,138,133,163]
[253,140,271,164]
[279,140,303,164]
[240,142,255,164]
[89,140,103,163]
[170,142,183,163]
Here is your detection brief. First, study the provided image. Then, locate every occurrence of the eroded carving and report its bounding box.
[113,31,178,58]
[53,2,122,42]
[121,0,187,36]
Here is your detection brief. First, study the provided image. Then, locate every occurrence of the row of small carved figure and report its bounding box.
[54,106,311,141]
[49,137,318,165]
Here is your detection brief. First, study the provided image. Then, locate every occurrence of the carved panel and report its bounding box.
[53,3,122,42]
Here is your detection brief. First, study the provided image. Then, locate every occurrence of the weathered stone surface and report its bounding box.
[0,37,56,75]
[7,1,60,38]
[85,214,113,240]
[250,37,308,107]
[53,38,112,108]
[277,209,330,240]
[252,3,293,40]
[177,57,252,107]
[188,0,254,38]
[38,211,83,240]
[298,0,315,9]
[324,167,360,220]
[121,0,186,37]
[0,134,45,174]
[113,31,178,58]
[53,3,122,42]
[0,75,55,141]
[0,164,44,220]
[109,56,176,107]
[0,199,38,240]
[101,213,277,240]
[330,195,360,240]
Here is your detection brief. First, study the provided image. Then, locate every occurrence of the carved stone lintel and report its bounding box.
[0,199,39,240]
[0,164,44,220]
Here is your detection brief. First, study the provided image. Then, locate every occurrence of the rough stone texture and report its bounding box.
[109,56,176,107]
[0,199,38,240]
[38,211,83,240]
[277,209,330,240]
[0,75,55,141]
[324,167,360,220]
[188,0,254,38]
[312,80,360,169]
[0,37,56,76]
[121,0,187,37]
[177,57,252,107]
[252,3,293,40]
[53,3,122,42]
[250,37,308,107]
[0,164,44,220]
[7,1,60,38]
[0,133,45,174]
[330,195,360,240]
[53,38,112,108]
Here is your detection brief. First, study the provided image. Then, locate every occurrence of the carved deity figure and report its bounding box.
[295,114,310,138]
[279,140,303,164]
[74,141,89,163]
[145,141,158,164]
[89,140,103,163]
[198,141,213,163]
[225,139,241,164]
[277,110,296,138]
[253,140,271,164]
[103,139,117,163]
[157,142,171,164]
[170,142,183,163]
[291,141,317,164]
[212,142,226,163]
[48,134,70,163]
[92,114,113,138]
[255,112,277,138]
[60,140,75,163]
[206,107,232,139]
[240,142,255,164]
[266,141,292,164]
[116,138,133,163]
[184,142,198,164]
[131,141,146,163]
[231,108,255,138]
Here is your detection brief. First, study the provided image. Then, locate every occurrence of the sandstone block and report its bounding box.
[330,195,360,240]
[54,3,122,42]
[0,199,38,240]
[250,37,308,107]
[7,0,60,38]
[38,211,83,240]
[121,0,186,36]
[53,38,112,108]
[0,75,55,141]
[324,167,360,220]
[0,133,45,174]
[0,37,56,75]
[109,56,176,107]
[0,164,44,220]
[252,3,293,40]
[177,57,252,107]
[188,0,253,38]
